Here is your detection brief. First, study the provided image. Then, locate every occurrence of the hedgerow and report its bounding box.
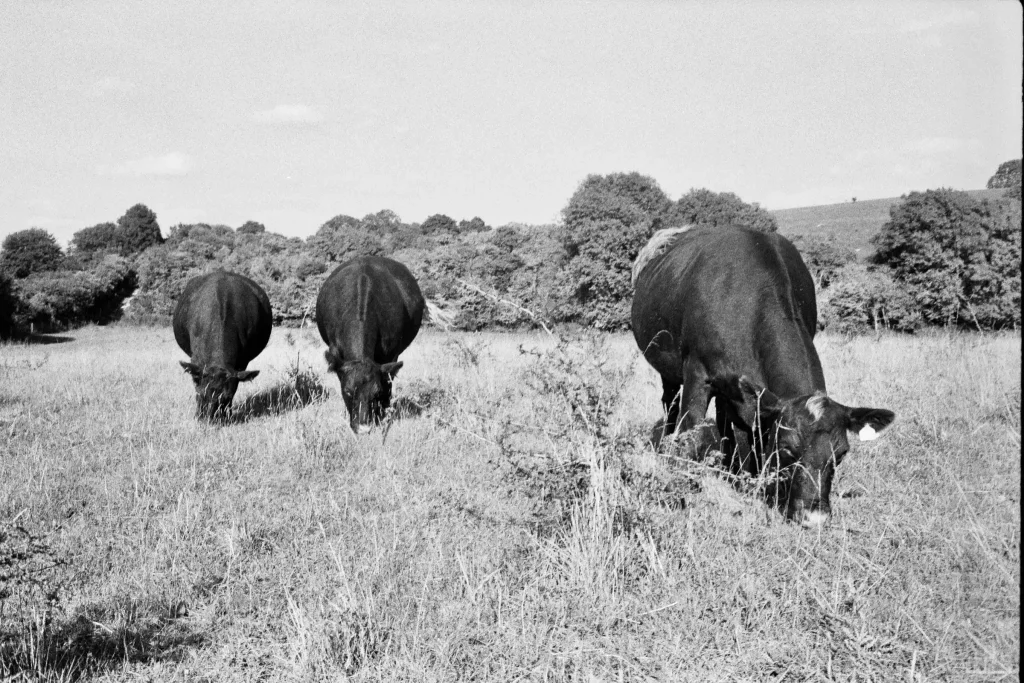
[2,166,1019,335]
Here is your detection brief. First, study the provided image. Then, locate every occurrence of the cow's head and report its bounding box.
[325,350,401,433]
[710,374,894,527]
[180,362,259,420]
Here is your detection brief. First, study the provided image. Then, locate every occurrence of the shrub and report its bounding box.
[871,189,1021,329]
[295,256,327,280]
[167,222,228,244]
[0,229,64,278]
[820,264,923,333]
[790,234,857,288]
[12,256,136,330]
[126,245,204,321]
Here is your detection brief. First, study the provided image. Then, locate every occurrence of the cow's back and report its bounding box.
[316,256,425,362]
[632,226,821,393]
[173,271,272,370]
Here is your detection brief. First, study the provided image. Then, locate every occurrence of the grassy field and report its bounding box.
[772,188,1010,257]
[1,325,1019,682]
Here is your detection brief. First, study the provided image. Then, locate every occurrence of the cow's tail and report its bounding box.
[423,299,456,331]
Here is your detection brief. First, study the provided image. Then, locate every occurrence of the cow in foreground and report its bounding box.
[631,225,894,526]
[316,256,425,433]
[173,270,272,420]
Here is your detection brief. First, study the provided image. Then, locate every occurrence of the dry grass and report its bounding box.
[0,325,1019,681]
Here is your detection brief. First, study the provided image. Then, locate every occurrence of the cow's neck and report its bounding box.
[756,314,826,399]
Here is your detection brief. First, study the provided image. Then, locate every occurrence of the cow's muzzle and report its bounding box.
[790,500,831,528]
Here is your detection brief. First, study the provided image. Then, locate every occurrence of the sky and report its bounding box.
[1,0,1021,244]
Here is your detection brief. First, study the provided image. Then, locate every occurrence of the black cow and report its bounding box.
[173,270,272,420]
[631,225,894,526]
[316,256,425,433]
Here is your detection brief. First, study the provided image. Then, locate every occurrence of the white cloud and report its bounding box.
[252,104,324,125]
[94,76,135,92]
[96,152,193,177]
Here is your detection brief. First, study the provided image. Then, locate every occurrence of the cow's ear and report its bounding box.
[709,374,781,429]
[180,361,201,378]
[324,349,340,373]
[847,407,895,441]
[381,361,403,379]
[235,370,259,382]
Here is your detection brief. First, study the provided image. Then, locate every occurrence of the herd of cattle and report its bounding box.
[172,226,895,527]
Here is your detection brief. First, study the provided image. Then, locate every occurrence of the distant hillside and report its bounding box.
[772,188,1009,259]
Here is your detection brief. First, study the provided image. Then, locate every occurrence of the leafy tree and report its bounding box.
[361,209,403,235]
[0,271,15,339]
[421,214,458,235]
[562,172,672,231]
[560,173,671,329]
[987,159,1022,189]
[871,189,1021,329]
[458,217,489,234]
[70,222,118,256]
[237,220,266,235]
[0,228,64,278]
[307,214,384,263]
[667,188,777,232]
[115,203,163,255]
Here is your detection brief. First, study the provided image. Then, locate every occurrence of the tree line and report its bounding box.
[1,162,1020,339]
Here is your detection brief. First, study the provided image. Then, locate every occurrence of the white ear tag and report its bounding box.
[858,425,878,441]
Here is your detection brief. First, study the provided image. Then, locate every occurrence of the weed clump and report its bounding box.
[492,332,697,543]
[234,355,329,421]
[0,517,65,627]
[1,516,68,678]
[389,378,452,419]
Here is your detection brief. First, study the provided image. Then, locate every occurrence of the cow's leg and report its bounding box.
[660,377,682,438]
[717,406,757,475]
[677,356,710,433]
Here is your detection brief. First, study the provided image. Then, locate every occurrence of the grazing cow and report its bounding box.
[631,225,894,526]
[316,256,424,433]
[173,270,272,420]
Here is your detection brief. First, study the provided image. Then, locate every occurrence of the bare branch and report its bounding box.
[455,278,555,336]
